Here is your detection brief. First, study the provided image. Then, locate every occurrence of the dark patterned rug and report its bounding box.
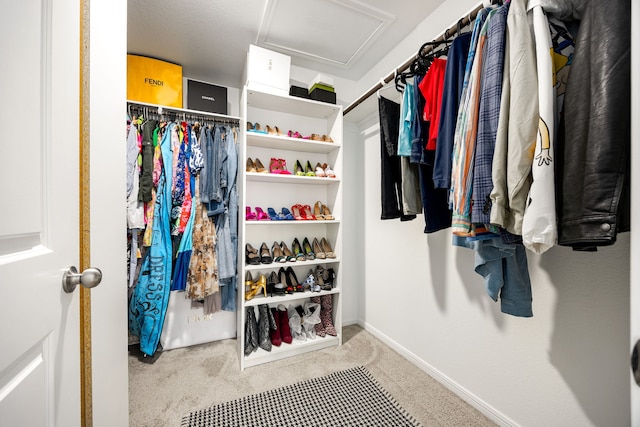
[181,366,421,427]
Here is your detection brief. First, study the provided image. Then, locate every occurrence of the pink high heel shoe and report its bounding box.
[255,207,270,220]
[246,206,257,221]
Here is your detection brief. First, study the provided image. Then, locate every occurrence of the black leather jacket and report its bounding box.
[546,0,631,250]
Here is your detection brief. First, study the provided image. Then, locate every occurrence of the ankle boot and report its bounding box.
[257,304,272,352]
[269,307,282,346]
[277,304,293,344]
[320,294,337,336]
[310,296,326,337]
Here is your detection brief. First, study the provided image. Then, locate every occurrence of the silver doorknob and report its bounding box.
[62,266,102,293]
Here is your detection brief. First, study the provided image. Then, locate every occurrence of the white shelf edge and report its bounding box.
[246,132,341,153]
[244,288,340,307]
[246,90,342,118]
[246,172,341,185]
[243,334,340,368]
[245,219,340,225]
[244,258,341,271]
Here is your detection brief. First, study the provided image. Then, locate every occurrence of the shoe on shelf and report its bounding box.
[257,304,273,352]
[254,158,268,173]
[324,268,336,289]
[302,205,317,220]
[269,307,282,346]
[267,207,282,221]
[255,207,270,221]
[304,160,316,177]
[279,267,294,294]
[259,242,273,264]
[267,125,283,136]
[280,207,295,220]
[248,122,267,134]
[269,157,281,174]
[314,162,326,177]
[277,304,293,344]
[244,271,254,291]
[244,307,259,355]
[291,204,305,220]
[293,160,305,176]
[312,238,326,259]
[302,237,316,261]
[245,273,267,300]
[246,158,257,173]
[245,243,260,265]
[322,135,334,143]
[320,237,336,258]
[309,133,323,141]
[313,201,325,220]
[270,271,285,296]
[286,266,303,292]
[323,163,336,178]
[280,241,296,262]
[287,130,302,139]
[272,241,287,263]
[246,121,253,132]
[292,238,306,261]
[314,265,327,290]
[320,294,337,336]
[321,203,334,220]
[309,296,326,337]
[278,158,291,175]
[303,270,318,292]
[246,206,257,221]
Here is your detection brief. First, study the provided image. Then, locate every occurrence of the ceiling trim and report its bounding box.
[256,0,395,69]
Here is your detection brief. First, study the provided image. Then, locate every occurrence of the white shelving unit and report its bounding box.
[238,88,343,370]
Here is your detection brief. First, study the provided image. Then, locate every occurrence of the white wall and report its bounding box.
[339,0,632,426]
[355,121,629,426]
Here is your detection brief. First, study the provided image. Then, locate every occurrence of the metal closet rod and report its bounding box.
[126,100,241,124]
[343,2,487,116]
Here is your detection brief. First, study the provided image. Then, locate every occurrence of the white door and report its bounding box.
[0,0,82,426]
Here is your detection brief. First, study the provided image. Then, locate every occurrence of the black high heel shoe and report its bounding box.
[259,242,273,264]
[246,243,260,265]
[286,266,303,292]
[279,267,294,294]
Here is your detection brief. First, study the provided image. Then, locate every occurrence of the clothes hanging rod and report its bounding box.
[126,100,242,123]
[343,2,487,116]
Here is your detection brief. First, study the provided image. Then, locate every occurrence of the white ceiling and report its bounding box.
[128,0,446,103]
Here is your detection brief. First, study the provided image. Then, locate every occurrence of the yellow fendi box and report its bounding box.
[127,54,183,107]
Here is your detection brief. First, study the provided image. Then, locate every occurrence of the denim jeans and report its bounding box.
[453,235,533,317]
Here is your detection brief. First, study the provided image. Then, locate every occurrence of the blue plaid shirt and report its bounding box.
[471,3,509,224]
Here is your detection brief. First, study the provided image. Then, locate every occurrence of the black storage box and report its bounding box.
[289,85,310,99]
[309,87,336,104]
[186,79,228,114]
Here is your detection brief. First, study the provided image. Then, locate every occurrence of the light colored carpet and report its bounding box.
[129,324,496,427]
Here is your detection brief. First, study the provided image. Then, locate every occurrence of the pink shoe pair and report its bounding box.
[246,206,270,221]
[269,158,291,174]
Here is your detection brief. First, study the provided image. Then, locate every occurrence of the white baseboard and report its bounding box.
[361,321,520,427]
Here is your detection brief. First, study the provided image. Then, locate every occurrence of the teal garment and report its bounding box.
[171,175,196,291]
[129,123,175,356]
[397,82,414,157]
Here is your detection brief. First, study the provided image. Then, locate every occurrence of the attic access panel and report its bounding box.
[257,0,395,68]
